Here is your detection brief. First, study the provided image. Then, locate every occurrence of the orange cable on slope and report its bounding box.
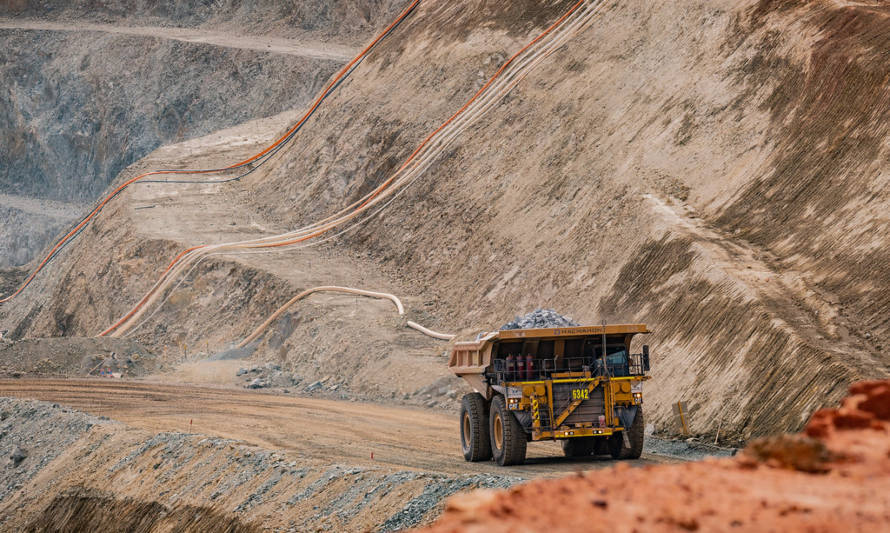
[223,0,589,250]
[0,0,421,305]
[100,0,601,337]
[187,0,589,255]
[358,0,587,210]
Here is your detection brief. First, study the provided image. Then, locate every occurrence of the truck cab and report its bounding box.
[449,324,650,466]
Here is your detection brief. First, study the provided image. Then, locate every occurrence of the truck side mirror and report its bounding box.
[642,345,650,372]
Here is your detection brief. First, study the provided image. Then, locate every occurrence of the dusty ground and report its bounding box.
[0,378,674,477]
[0,337,155,378]
[0,19,357,61]
[421,380,890,533]
[0,1,886,529]
[0,0,409,46]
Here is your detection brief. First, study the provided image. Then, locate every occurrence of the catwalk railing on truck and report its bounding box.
[449,324,651,466]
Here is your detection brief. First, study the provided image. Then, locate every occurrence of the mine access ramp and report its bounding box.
[449,324,651,466]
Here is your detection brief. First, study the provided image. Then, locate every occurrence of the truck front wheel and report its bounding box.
[489,395,527,466]
[460,393,492,462]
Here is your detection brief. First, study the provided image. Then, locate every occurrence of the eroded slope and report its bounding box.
[2,0,888,441]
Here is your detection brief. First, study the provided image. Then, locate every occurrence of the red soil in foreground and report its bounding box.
[420,381,890,533]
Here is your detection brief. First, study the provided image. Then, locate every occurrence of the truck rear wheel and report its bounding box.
[610,408,645,460]
[561,437,596,458]
[460,393,492,462]
[489,395,527,466]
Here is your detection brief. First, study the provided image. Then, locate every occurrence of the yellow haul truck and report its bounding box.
[449,324,651,466]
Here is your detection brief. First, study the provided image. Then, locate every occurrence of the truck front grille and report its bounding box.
[552,383,605,427]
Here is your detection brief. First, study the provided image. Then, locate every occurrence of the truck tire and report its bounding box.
[561,437,596,458]
[489,395,527,466]
[610,408,645,460]
[460,393,492,462]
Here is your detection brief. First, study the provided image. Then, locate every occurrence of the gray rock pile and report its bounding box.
[88,428,520,531]
[237,364,466,410]
[380,473,519,531]
[500,309,580,330]
[408,377,460,409]
[10,446,27,466]
[237,362,301,390]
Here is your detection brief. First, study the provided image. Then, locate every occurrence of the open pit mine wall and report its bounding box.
[3,0,888,442]
[0,0,406,267]
[0,0,407,43]
[0,31,340,203]
[0,30,338,267]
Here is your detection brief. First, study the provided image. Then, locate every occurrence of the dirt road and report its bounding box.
[0,378,674,478]
[0,18,357,61]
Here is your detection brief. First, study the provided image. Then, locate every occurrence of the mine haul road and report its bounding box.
[0,379,674,478]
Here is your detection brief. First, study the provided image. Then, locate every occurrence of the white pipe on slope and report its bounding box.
[406,321,455,341]
[236,285,452,348]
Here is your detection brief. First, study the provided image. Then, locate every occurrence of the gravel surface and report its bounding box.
[0,397,731,531]
[0,397,107,503]
[644,435,737,461]
[381,473,519,531]
[101,432,521,531]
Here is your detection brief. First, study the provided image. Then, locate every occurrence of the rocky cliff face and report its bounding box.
[0,196,80,267]
[0,30,339,203]
[0,0,405,43]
